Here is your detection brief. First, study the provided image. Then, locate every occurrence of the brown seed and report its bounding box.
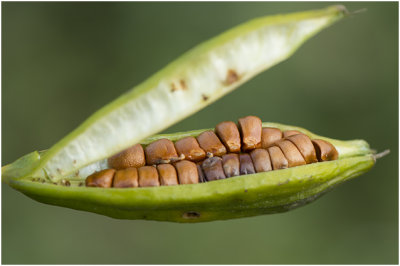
[175,160,199,184]
[108,144,145,170]
[196,131,227,157]
[312,139,339,161]
[138,166,160,187]
[215,121,241,152]
[202,157,226,181]
[196,163,207,183]
[283,130,303,138]
[267,146,289,170]
[261,127,283,148]
[221,153,240,177]
[174,136,206,162]
[157,164,178,186]
[274,140,306,167]
[145,138,179,165]
[250,149,272,173]
[238,116,262,151]
[286,134,318,164]
[113,168,139,188]
[86,169,115,188]
[239,153,256,175]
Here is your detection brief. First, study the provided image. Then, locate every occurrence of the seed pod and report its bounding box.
[312,139,339,161]
[239,153,256,175]
[157,164,178,186]
[202,157,226,181]
[221,153,240,177]
[107,144,145,170]
[238,116,262,151]
[215,121,241,153]
[250,149,272,173]
[274,140,306,167]
[145,139,179,165]
[175,160,199,184]
[113,168,139,188]
[261,127,283,148]
[196,131,227,157]
[85,169,115,188]
[267,146,289,170]
[286,134,318,164]
[283,130,303,138]
[138,166,160,187]
[174,136,206,162]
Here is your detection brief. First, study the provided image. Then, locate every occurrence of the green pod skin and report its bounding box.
[2,123,377,223]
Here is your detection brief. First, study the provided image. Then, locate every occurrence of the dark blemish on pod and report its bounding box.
[277,179,290,186]
[183,211,201,219]
[170,83,177,92]
[202,94,209,101]
[244,189,248,193]
[180,80,187,90]
[225,69,239,85]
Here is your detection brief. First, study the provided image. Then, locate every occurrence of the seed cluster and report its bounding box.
[86,116,338,188]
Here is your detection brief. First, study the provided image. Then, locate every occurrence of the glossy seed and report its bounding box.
[86,169,115,188]
[196,131,227,157]
[239,153,256,175]
[283,130,303,138]
[250,149,272,173]
[157,164,178,186]
[286,134,318,164]
[221,153,240,177]
[261,127,283,148]
[196,163,207,183]
[312,139,339,161]
[174,136,206,162]
[108,144,145,169]
[138,166,160,187]
[267,146,289,170]
[175,160,199,184]
[145,138,179,165]
[215,121,241,153]
[238,116,262,151]
[202,157,226,181]
[274,140,306,167]
[113,168,139,188]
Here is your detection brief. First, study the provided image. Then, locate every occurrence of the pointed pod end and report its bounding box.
[372,149,390,161]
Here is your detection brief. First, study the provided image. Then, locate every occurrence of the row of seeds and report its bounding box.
[86,116,338,188]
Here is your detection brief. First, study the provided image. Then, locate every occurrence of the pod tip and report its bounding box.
[373,149,390,161]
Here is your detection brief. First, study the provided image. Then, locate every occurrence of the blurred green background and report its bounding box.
[2,2,398,264]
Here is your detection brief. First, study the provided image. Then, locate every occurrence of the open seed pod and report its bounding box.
[2,6,387,223]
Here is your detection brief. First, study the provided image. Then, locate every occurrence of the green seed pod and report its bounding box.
[1,6,388,223]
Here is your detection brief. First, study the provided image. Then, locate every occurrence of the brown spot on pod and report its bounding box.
[225,69,239,85]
